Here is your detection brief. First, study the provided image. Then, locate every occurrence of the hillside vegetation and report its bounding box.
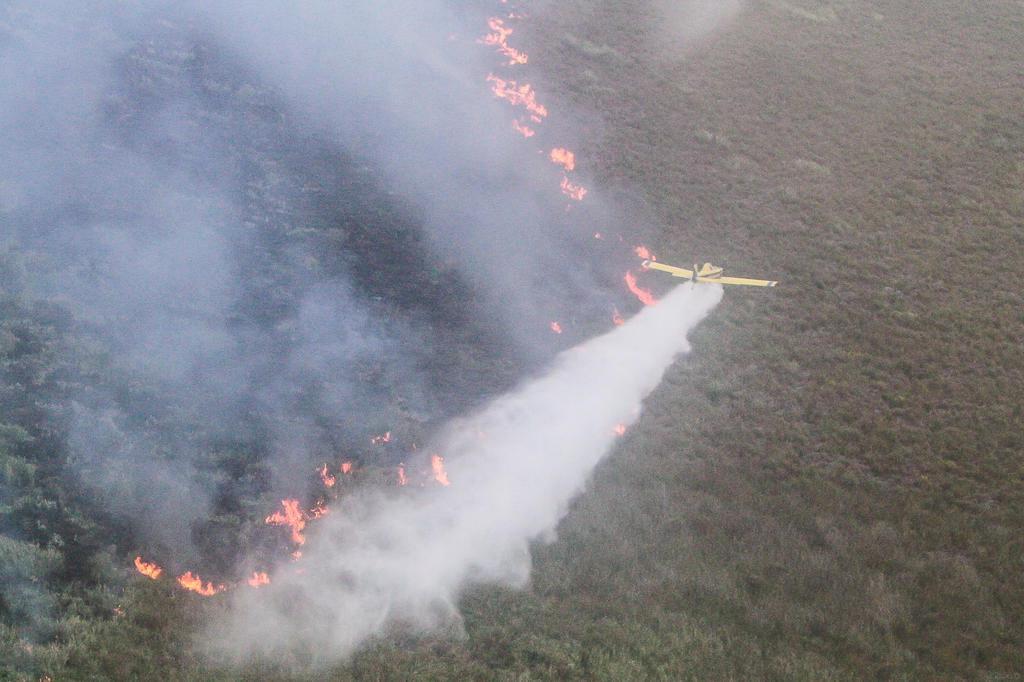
[527,0,1023,677]
[2,0,1022,679]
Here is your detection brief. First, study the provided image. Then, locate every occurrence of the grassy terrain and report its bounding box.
[526,0,1024,677]
[3,0,1023,679]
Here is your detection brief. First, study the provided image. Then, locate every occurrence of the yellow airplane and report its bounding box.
[642,260,778,287]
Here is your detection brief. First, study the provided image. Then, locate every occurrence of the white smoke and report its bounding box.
[654,0,744,45]
[215,282,723,662]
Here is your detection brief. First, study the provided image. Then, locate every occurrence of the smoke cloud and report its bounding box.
[4,0,596,556]
[215,282,722,662]
[193,0,617,348]
[2,0,727,662]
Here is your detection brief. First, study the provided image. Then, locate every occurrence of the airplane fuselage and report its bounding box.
[642,260,777,287]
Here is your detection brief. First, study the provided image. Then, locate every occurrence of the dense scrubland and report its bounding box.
[2,0,1022,679]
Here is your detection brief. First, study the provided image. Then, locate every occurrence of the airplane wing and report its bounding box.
[713,275,778,287]
[643,261,693,278]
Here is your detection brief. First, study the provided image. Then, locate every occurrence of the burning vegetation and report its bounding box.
[133,557,162,580]
[247,572,270,588]
[133,557,226,597]
[319,463,336,488]
[431,454,451,487]
[133,444,458,597]
[124,3,669,603]
[625,271,658,306]
[176,572,226,597]
[549,147,576,171]
[265,499,308,546]
[478,18,528,65]
[477,5,675,324]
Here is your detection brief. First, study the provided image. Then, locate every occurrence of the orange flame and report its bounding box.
[247,571,270,588]
[133,556,162,580]
[341,461,353,475]
[265,499,307,546]
[479,18,528,65]
[176,571,225,596]
[612,307,625,326]
[511,119,535,137]
[634,245,656,261]
[431,454,451,487]
[560,176,588,201]
[486,74,548,122]
[397,465,408,487]
[614,424,627,436]
[624,271,657,306]
[318,463,336,488]
[550,321,562,334]
[549,147,576,171]
[372,431,392,445]
[481,17,511,43]
[309,498,329,519]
